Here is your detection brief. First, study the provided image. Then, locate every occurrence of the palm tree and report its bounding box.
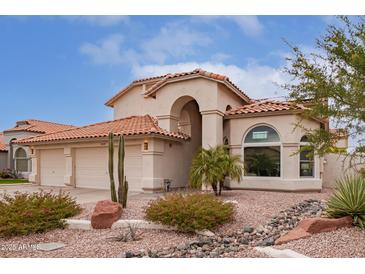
[189,145,244,196]
[217,147,243,195]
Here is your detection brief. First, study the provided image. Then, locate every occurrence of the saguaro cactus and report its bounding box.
[122,176,128,208]
[108,132,117,202]
[117,135,128,208]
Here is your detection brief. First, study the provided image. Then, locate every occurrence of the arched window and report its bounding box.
[14,147,29,172]
[226,105,232,111]
[299,135,314,177]
[243,125,281,177]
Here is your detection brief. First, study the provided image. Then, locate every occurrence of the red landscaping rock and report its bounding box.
[299,216,353,234]
[275,228,312,245]
[275,216,353,245]
[91,200,123,229]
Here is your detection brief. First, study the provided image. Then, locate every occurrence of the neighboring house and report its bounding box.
[17,68,347,191]
[2,120,75,178]
[0,133,7,171]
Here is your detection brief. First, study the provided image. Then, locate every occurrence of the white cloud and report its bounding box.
[228,16,263,37]
[132,62,289,99]
[211,53,231,62]
[64,16,129,27]
[192,16,264,37]
[80,21,212,65]
[141,21,212,64]
[79,34,127,65]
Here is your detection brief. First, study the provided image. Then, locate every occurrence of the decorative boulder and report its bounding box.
[275,216,352,245]
[298,216,352,234]
[91,200,123,229]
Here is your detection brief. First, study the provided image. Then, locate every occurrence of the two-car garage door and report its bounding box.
[40,146,142,191]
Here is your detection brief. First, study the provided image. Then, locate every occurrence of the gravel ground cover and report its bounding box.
[0,228,195,258]
[124,199,326,257]
[216,189,332,234]
[0,189,335,258]
[277,227,365,258]
[74,189,332,227]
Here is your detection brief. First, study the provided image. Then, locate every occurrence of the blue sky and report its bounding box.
[0,15,334,130]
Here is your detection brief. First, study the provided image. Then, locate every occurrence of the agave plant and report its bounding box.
[326,175,365,229]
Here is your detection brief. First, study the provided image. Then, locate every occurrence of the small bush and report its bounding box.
[0,191,81,237]
[145,192,234,232]
[0,169,21,179]
[326,175,365,229]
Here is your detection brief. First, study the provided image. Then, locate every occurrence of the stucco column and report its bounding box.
[201,110,224,148]
[141,138,164,192]
[29,148,40,184]
[156,115,179,132]
[64,147,75,187]
[281,143,300,180]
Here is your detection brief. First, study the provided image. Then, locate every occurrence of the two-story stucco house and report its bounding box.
[16,69,347,191]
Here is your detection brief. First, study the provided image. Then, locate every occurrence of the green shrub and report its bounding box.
[145,192,234,232]
[326,175,365,229]
[0,191,81,237]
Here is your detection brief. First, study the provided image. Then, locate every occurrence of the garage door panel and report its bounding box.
[75,146,142,191]
[40,149,65,187]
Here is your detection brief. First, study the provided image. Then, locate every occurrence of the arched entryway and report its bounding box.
[169,96,202,187]
[171,96,202,152]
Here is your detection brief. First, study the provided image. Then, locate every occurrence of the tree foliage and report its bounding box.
[284,16,365,164]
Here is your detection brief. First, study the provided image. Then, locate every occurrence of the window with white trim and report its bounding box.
[299,135,314,177]
[243,125,281,177]
[14,147,30,172]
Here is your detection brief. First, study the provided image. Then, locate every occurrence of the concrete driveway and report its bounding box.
[0,183,143,204]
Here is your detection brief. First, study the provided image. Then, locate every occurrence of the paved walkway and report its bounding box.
[0,183,152,204]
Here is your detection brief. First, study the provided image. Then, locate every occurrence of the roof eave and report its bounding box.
[143,74,251,102]
[3,129,45,134]
[224,109,305,119]
[15,132,189,146]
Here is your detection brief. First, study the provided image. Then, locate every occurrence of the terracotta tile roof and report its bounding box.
[3,119,75,134]
[15,115,189,144]
[0,132,7,152]
[105,68,251,106]
[226,100,307,116]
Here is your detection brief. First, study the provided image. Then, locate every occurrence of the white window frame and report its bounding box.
[242,125,282,178]
[299,139,315,178]
[14,147,30,173]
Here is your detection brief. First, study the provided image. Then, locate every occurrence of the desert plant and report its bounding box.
[0,191,81,237]
[189,145,243,195]
[107,223,142,242]
[145,192,234,232]
[217,147,243,195]
[0,169,22,179]
[326,175,365,229]
[108,133,117,202]
[117,135,128,208]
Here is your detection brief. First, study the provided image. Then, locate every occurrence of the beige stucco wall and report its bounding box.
[226,114,323,191]
[323,154,365,188]
[112,77,247,148]
[27,134,197,192]
[113,78,246,119]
